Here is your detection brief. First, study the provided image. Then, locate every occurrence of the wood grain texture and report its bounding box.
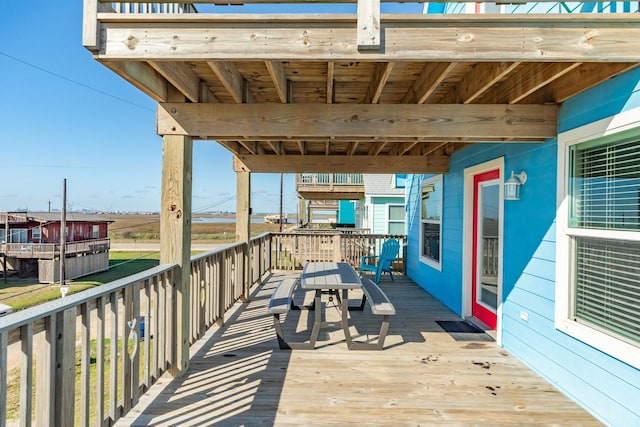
[114,273,601,427]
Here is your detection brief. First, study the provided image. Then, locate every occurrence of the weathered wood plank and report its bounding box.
[19,324,33,427]
[357,0,380,50]
[115,274,601,427]
[148,61,201,102]
[100,22,640,62]
[55,309,76,427]
[233,154,450,173]
[160,134,193,377]
[80,303,90,427]
[95,297,105,427]
[157,103,558,140]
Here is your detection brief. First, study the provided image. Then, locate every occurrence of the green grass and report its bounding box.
[0,252,161,311]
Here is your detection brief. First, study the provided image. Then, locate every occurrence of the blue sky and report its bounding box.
[0,1,423,215]
[0,1,302,214]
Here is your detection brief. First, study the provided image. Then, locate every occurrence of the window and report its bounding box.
[32,228,41,241]
[92,225,100,239]
[420,175,442,268]
[557,109,640,369]
[394,174,407,188]
[388,205,405,235]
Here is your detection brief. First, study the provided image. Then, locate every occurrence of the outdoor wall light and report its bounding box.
[504,170,527,201]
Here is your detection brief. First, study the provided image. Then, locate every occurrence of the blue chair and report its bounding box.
[359,239,400,284]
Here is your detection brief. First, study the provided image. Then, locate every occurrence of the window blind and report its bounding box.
[574,236,640,346]
[570,138,640,231]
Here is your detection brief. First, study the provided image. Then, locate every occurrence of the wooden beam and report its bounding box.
[297,140,305,155]
[199,81,219,103]
[149,61,201,102]
[364,62,394,103]
[234,154,450,173]
[402,62,458,104]
[207,61,245,103]
[98,17,640,62]
[160,134,192,377]
[399,140,420,156]
[481,62,582,104]
[157,103,558,140]
[102,61,167,102]
[422,141,450,156]
[327,62,334,104]
[369,141,388,155]
[235,169,251,301]
[238,140,257,154]
[526,62,640,103]
[348,141,359,155]
[265,61,288,103]
[441,62,521,104]
[357,0,380,50]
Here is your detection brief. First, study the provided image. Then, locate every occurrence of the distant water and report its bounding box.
[194,217,265,224]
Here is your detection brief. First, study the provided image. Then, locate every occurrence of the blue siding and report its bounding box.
[406,67,640,425]
[337,200,355,225]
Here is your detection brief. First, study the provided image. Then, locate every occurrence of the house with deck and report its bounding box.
[0,1,638,426]
[357,174,407,234]
[0,211,112,283]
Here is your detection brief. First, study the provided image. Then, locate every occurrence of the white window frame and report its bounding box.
[387,204,405,235]
[419,175,443,270]
[556,106,640,370]
[32,228,41,241]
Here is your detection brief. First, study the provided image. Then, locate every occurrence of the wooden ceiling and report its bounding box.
[84,2,640,173]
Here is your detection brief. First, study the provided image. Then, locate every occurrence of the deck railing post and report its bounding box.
[235,167,252,301]
[54,309,76,427]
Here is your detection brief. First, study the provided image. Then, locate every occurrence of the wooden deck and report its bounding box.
[116,273,600,426]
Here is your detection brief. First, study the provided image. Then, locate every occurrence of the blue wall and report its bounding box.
[406,67,640,426]
[337,200,355,225]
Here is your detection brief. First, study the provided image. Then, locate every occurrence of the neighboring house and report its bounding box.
[405,67,640,425]
[356,174,406,235]
[0,212,112,283]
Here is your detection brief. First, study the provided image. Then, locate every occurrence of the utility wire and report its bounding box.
[0,51,154,112]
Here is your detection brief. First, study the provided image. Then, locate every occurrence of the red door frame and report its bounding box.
[471,169,500,329]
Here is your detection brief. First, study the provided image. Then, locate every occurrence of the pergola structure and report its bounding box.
[83,0,640,375]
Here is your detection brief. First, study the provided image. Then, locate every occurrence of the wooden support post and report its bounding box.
[298,198,306,227]
[358,0,381,50]
[160,134,193,378]
[236,169,251,301]
[55,309,76,427]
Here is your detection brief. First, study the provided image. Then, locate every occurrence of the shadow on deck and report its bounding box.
[116,273,600,426]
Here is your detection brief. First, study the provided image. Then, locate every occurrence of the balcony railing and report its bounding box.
[0,231,401,426]
[1,238,111,259]
[297,173,364,187]
[104,2,198,13]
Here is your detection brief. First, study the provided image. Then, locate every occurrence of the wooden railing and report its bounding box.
[1,238,110,259]
[107,2,198,13]
[0,231,404,426]
[0,234,272,427]
[271,231,406,273]
[296,173,364,187]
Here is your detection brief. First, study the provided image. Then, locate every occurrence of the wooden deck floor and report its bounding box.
[116,273,601,426]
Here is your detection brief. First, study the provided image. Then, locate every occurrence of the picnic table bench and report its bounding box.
[268,263,396,350]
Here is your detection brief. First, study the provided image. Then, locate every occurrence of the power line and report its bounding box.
[0,51,154,112]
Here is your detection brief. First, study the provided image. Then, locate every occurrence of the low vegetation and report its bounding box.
[108,213,280,242]
[1,214,283,311]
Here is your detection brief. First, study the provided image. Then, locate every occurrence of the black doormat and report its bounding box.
[436,320,494,342]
